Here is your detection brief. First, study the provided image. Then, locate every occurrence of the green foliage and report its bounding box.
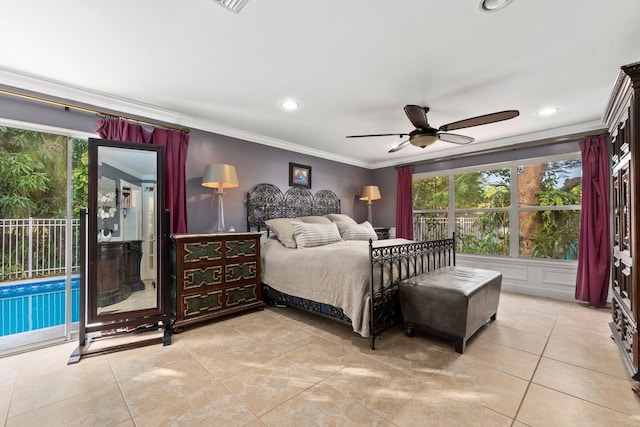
[413,176,448,210]
[71,139,88,218]
[0,127,65,218]
[456,212,510,256]
[413,160,582,260]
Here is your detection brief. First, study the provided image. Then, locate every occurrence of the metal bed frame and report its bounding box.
[246,183,455,349]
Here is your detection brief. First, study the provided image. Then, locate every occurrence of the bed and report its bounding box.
[246,183,455,349]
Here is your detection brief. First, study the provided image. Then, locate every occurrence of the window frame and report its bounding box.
[413,152,581,261]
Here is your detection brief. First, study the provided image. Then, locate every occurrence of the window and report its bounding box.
[413,155,581,260]
[518,159,581,260]
[455,169,510,256]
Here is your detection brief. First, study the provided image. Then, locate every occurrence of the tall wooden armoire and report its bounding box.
[604,60,640,381]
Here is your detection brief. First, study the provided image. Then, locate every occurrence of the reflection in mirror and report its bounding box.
[96,146,158,316]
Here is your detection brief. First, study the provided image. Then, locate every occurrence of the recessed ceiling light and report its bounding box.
[281,100,299,111]
[479,0,513,12]
[538,107,559,116]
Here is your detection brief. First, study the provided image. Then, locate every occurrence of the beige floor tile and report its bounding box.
[221,355,322,417]
[259,382,384,427]
[171,319,251,349]
[107,338,195,381]
[186,338,280,380]
[282,336,367,379]
[460,337,540,380]
[132,382,257,427]
[255,324,319,356]
[493,308,558,337]
[5,381,131,427]
[474,322,548,355]
[434,358,529,418]
[367,333,452,378]
[543,335,629,379]
[244,418,268,427]
[118,356,221,416]
[0,362,18,422]
[323,355,426,417]
[533,357,640,416]
[517,383,640,426]
[387,379,513,427]
[8,351,116,417]
[0,291,635,426]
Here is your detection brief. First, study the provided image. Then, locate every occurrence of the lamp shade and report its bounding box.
[359,185,381,202]
[201,164,239,190]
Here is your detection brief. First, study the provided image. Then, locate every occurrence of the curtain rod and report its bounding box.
[0,87,190,134]
[396,129,607,169]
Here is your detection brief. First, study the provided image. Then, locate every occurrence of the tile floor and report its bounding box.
[2,292,640,426]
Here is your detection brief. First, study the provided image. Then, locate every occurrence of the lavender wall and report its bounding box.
[0,90,390,232]
[186,130,375,233]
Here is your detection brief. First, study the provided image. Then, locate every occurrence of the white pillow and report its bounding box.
[292,221,342,249]
[298,215,333,224]
[265,218,300,248]
[336,221,378,241]
[325,213,358,225]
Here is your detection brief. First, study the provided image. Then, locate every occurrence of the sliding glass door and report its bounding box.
[0,126,87,354]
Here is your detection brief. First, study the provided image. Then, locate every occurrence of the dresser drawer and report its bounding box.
[170,232,264,328]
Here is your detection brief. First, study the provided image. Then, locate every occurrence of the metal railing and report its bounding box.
[0,218,80,281]
[413,215,481,241]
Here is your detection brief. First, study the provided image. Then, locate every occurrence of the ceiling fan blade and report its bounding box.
[438,133,474,145]
[439,110,519,132]
[404,105,429,129]
[346,133,407,138]
[388,139,410,153]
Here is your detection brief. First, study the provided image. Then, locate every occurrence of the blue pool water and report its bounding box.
[0,276,80,337]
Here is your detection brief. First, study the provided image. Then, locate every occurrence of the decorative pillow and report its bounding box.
[265,217,301,248]
[325,213,358,225]
[298,215,333,224]
[292,221,342,249]
[336,221,378,241]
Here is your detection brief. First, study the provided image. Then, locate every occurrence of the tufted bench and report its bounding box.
[398,266,502,354]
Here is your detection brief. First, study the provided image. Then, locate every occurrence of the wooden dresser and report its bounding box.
[604,60,640,382]
[169,232,264,329]
[97,240,144,307]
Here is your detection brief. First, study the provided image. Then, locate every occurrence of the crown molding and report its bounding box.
[368,120,606,170]
[0,67,607,171]
[0,67,371,169]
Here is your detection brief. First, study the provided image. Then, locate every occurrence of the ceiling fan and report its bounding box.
[346,105,519,153]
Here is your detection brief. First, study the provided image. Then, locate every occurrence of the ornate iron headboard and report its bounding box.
[246,183,341,231]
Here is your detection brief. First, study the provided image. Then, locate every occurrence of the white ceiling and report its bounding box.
[1,0,639,169]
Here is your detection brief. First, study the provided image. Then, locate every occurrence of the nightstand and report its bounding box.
[374,227,390,240]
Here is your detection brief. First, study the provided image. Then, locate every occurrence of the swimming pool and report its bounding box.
[0,276,79,337]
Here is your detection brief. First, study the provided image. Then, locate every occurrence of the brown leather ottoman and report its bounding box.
[398,266,502,354]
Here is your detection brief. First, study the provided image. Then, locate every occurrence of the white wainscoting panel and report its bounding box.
[457,255,578,302]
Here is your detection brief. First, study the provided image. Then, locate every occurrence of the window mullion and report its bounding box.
[510,166,519,257]
[449,175,456,238]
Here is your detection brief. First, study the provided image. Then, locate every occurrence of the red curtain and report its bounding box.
[575,135,610,307]
[96,118,189,234]
[395,166,414,240]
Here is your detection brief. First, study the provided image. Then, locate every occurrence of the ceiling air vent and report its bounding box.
[213,0,250,14]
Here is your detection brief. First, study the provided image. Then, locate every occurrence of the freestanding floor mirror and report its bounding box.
[69,138,171,363]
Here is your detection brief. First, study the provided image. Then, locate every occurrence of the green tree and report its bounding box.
[413,176,448,210]
[71,139,89,218]
[0,127,66,218]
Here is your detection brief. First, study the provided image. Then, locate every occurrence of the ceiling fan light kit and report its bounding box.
[479,0,513,13]
[408,132,438,148]
[213,0,250,14]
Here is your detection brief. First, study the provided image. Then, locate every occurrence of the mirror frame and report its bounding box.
[87,138,166,327]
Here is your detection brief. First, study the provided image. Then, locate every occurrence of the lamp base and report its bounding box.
[216,192,225,232]
[367,203,372,225]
